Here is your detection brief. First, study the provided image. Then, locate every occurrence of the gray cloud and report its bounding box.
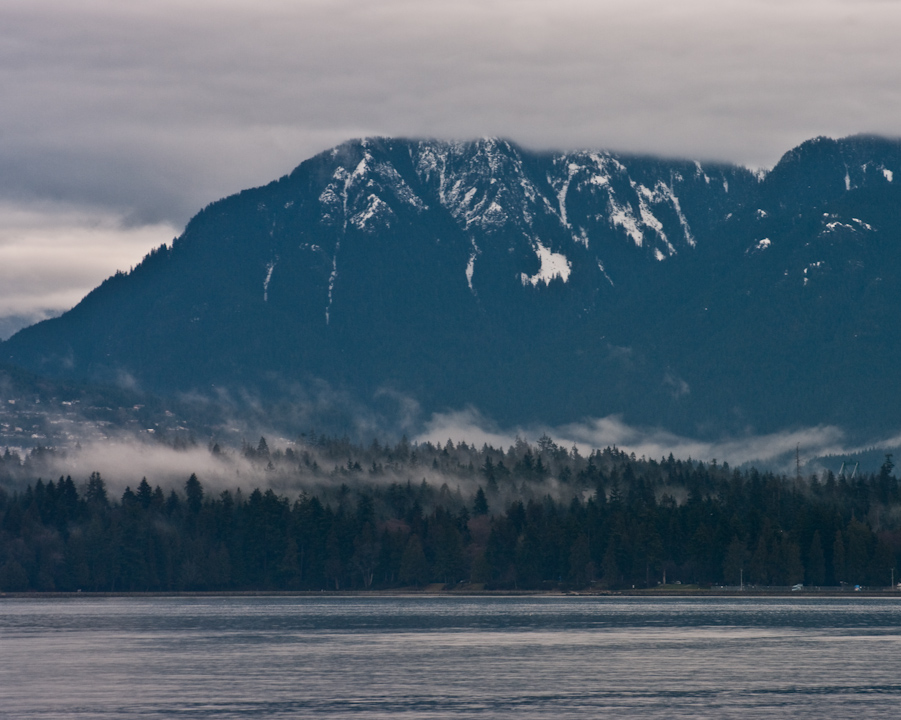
[0,202,176,336]
[5,0,901,219]
[3,0,901,322]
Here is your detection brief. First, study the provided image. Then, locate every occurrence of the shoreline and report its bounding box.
[2,588,900,599]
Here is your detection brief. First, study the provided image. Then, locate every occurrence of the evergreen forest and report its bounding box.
[0,434,899,592]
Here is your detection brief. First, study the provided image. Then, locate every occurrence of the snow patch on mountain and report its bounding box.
[884,168,894,182]
[410,141,702,265]
[803,261,825,286]
[351,155,369,183]
[373,161,428,212]
[350,194,393,231]
[579,152,616,189]
[597,259,614,287]
[263,260,277,302]
[646,180,695,248]
[317,179,343,226]
[453,186,508,231]
[552,162,581,228]
[825,221,855,232]
[317,165,354,231]
[548,152,618,244]
[822,217,875,236]
[695,161,710,184]
[326,243,340,325]
[415,138,557,234]
[482,201,508,227]
[634,183,676,257]
[607,196,644,247]
[521,241,572,287]
[320,146,427,233]
[465,239,480,293]
[636,186,666,236]
[413,142,451,205]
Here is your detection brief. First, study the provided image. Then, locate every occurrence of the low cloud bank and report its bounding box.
[5,401,901,497]
[54,438,258,494]
[416,409,901,475]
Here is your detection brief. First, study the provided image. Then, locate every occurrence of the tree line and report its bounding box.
[0,435,899,592]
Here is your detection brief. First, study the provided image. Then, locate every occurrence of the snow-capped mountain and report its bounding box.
[3,134,901,438]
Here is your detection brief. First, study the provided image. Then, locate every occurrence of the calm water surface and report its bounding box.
[1,595,900,718]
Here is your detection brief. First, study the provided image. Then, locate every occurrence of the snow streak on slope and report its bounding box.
[263,259,276,302]
[321,141,429,234]
[634,182,673,256]
[607,195,645,247]
[597,259,614,287]
[465,253,476,291]
[326,244,339,325]
[308,138,760,310]
[546,151,699,260]
[465,239,480,292]
[553,162,580,229]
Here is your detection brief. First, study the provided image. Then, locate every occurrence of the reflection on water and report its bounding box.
[2,596,901,718]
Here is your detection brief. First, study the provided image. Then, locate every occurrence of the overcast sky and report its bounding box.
[2,0,901,335]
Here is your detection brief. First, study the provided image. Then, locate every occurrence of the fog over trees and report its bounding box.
[0,434,898,592]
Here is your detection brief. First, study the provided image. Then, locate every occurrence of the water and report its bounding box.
[2,595,901,718]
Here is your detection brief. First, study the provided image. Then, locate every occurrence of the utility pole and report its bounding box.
[740,568,743,592]
[796,444,801,482]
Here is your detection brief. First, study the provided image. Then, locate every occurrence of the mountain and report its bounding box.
[3,134,901,440]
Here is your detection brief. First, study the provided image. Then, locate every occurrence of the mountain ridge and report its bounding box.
[4,134,901,440]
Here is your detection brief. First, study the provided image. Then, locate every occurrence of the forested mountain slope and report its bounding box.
[4,135,901,438]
